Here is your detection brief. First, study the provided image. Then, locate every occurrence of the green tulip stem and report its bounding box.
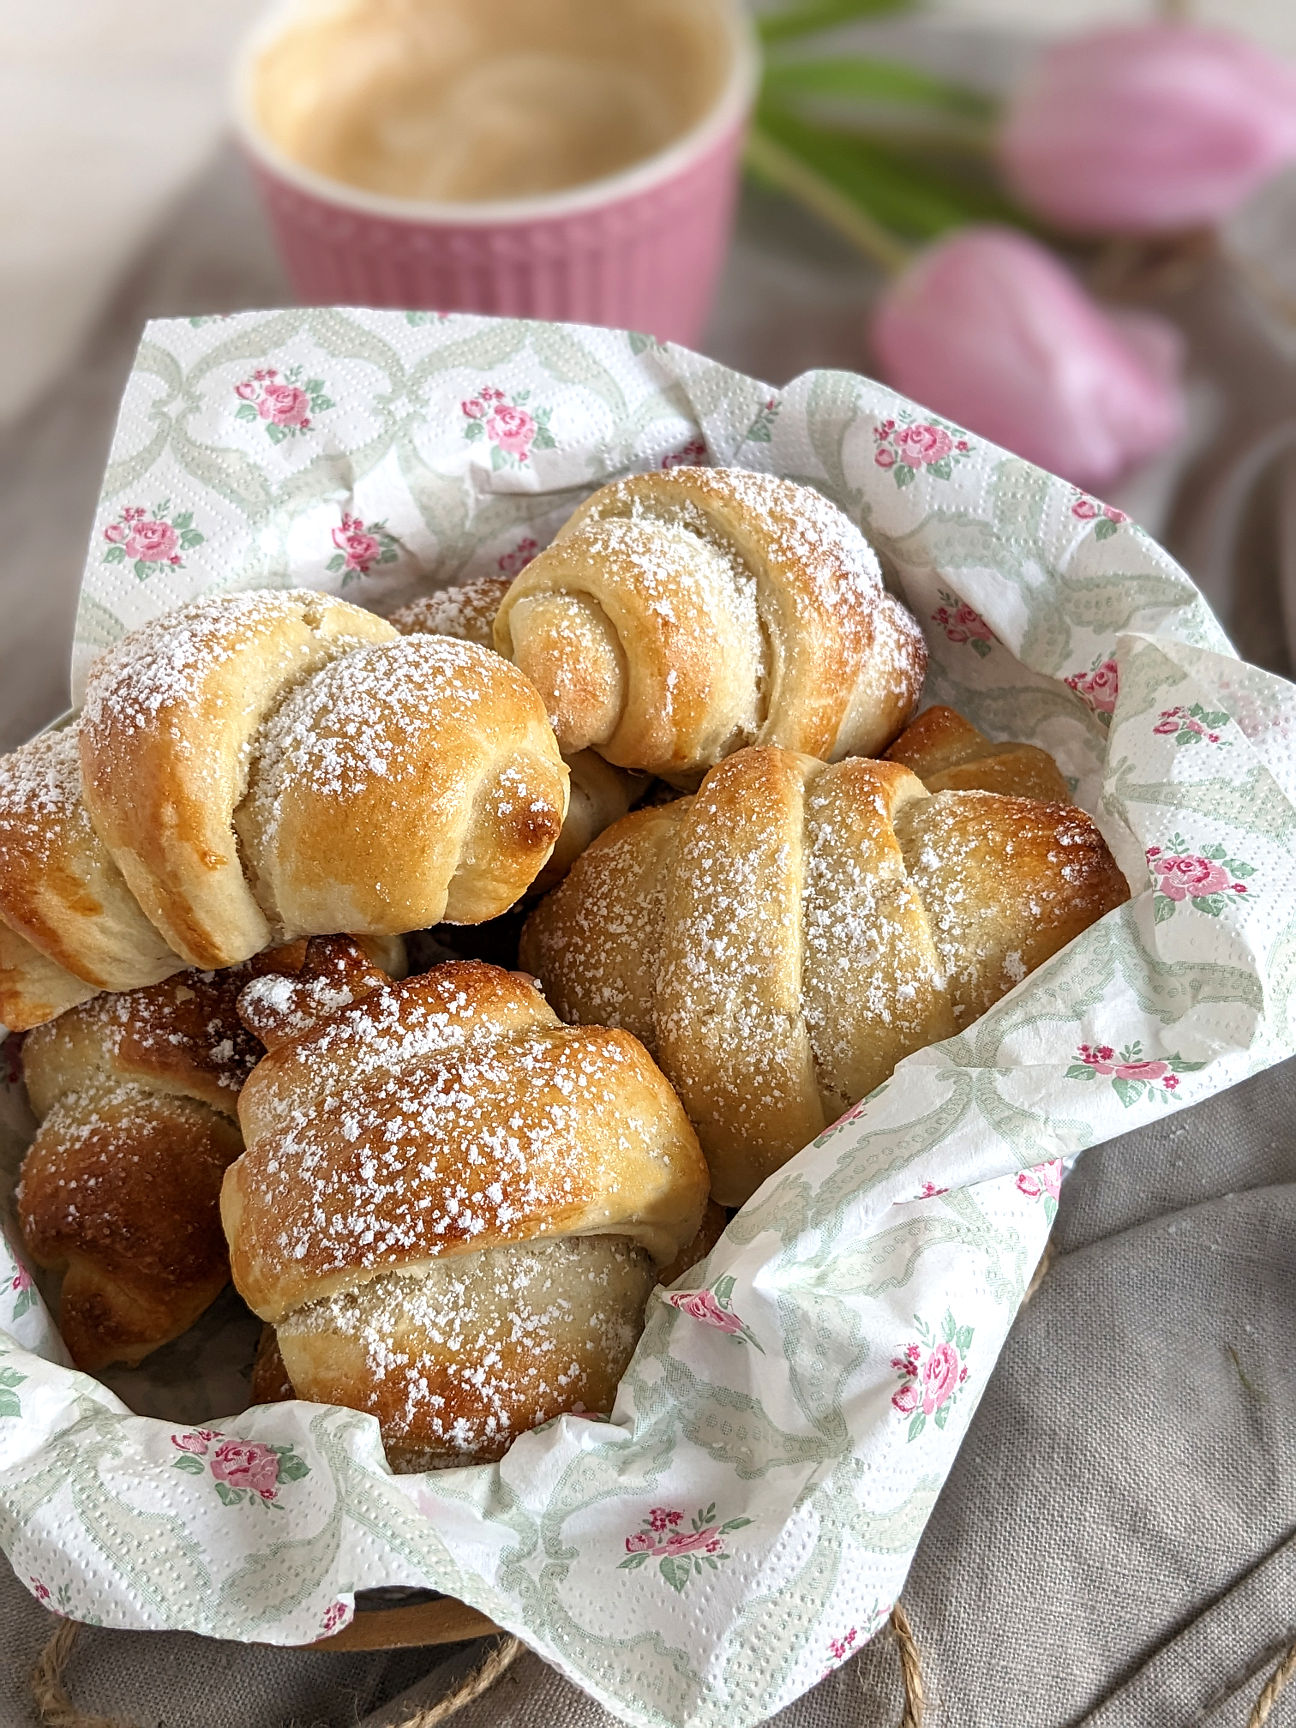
[744,125,913,274]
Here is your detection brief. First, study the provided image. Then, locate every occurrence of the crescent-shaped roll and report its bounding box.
[520,746,1131,1205]
[16,934,406,1370]
[885,705,1072,804]
[492,468,928,783]
[0,590,569,1026]
[391,577,645,890]
[223,943,710,1466]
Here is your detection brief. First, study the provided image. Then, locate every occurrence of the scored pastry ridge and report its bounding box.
[521,744,1131,1204]
[494,467,928,782]
[224,952,710,1466]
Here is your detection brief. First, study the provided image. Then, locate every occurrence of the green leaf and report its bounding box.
[1174,730,1199,746]
[235,402,257,421]
[1094,517,1119,540]
[713,1275,736,1307]
[928,457,952,480]
[303,378,324,394]
[1112,1077,1144,1109]
[213,1481,240,1506]
[274,1451,310,1482]
[0,1369,25,1390]
[463,419,484,440]
[1153,895,1175,923]
[628,330,662,353]
[720,1517,753,1533]
[618,1553,647,1569]
[955,1326,973,1352]
[103,544,126,563]
[180,530,204,548]
[133,560,150,580]
[490,445,508,470]
[763,55,993,121]
[894,463,914,488]
[172,510,193,530]
[314,396,334,411]
[266,423,288,445]
[1169,1058,1207,1073]
[1190,896,1224,916]
[0,1391,20,1418]
[934,1404,949,1429]
[326,553,344,573]
[659,1556,692,1594]
[533,427,557,450]
[941,1308,956,1342]
[752,97,1029,244]
[907,1411,926,1442]
[1066,1064,1096,1080]
[1231,861,1256,877]
[171,1454,205,1474]
[970,637,992,658]
[760,0,914,44]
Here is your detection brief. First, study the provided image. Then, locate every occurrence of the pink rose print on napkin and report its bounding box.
[874,413,972,487]
[320,1600,350,1636]
[497,536,538,578]
[618,1503,752,1594]
[1152,704,1231,748]
[664,1274,763,1350]
[461,385,555,469]
[169,1428,309,1508]
[743,396,780,445]
[1065,656,1119,719]
[1146,833,1253,921]
[9,1263,37,1323]
[102,501,203,581]
[234,365,332,442]
[327,513,401,585]
[891,1310,972,1440]
[1071,489,1128,540]
[662,438,709,469]
[1068,1040,1204,1107]
[1017,1158,1064,1220]
[932,588,995,659]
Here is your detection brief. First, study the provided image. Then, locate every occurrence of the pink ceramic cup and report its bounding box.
[233,2,758,347]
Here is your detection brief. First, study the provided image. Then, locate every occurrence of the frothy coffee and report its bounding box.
[253,0,734,203]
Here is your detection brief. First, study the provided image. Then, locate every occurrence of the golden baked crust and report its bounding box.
[390,576,512,649]
[493,468,926,781]
[80,591,396,968]
[392,575,642,891]
[0,728,184,1028]
[886,705,1072,803]
[522,745,1131,1204]
[16,945,313,1370]
[233,634,568,931]
[223,947,709,1465]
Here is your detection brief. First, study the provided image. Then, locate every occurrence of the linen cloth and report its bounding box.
[1,135,1294,1728]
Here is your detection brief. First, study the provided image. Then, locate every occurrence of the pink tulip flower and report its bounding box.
[999,25,1296,234]
[869,226,1184,489]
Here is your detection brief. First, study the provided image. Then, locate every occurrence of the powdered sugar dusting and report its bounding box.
[391,577,511,650]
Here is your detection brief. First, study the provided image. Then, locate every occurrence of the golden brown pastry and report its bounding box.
[223,939,710,1466]
[520,746,1130,1205]
[492,468,927,783]
[392,576,644,889]
[886,705,1072,804]
[0,591,568,1028]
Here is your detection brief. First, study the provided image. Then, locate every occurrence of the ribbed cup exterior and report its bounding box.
[247,118,746,347]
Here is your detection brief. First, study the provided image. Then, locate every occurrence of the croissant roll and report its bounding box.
[493,468,928,782]
[0,729,186,1030]
[392,577,644,889]
[886,705,1072,804]
[520,746,1130,1205]
[224,952,710,1466]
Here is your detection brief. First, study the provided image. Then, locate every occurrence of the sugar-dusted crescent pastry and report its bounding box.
[392,576,645,889]
[521,746,1130,1204]
[0,590,568,1029]
[223,939,709,1466]
[493,468,928,783]
[886,705,1072,804]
